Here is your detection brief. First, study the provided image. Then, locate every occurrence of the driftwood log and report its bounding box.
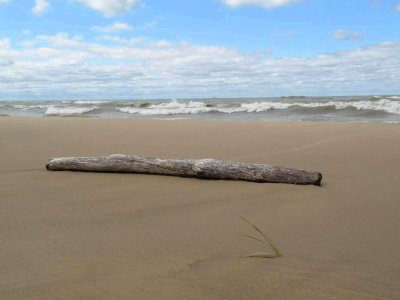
[46,154,322,186]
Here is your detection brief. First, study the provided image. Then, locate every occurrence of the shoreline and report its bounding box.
[2,114,400,124]
[1,96,400,123]
[1,117,400,299]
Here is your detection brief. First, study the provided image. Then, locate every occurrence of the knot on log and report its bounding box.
[193,159,216,173]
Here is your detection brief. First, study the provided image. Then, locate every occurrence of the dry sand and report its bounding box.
[1,117,400,299]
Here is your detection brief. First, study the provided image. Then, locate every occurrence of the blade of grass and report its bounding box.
[240,216,281,258]
[238,233,267,244]
[239,252,277,259]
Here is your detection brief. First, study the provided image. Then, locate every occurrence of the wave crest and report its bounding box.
[1,96,400,122]
[117,98,400,116]
[45,106,98,116]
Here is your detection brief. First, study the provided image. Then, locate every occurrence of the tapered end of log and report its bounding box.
[315,172,323,186]
[46,159,57,171]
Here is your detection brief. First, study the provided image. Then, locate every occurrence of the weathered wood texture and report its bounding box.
[46,154,322,186]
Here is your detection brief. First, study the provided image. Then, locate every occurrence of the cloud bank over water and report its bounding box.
[0,32,400,99]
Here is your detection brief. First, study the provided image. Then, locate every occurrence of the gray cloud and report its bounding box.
[332,29,363,41]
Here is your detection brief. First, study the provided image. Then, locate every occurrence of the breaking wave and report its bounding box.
[117,100,215,115]
[1,96,400,122]
[116,98,400,115]
[45,106,98,116]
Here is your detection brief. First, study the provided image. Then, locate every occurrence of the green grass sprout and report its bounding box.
[239,216,281,259]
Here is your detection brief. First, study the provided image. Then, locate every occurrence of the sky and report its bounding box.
[0,0,399,100]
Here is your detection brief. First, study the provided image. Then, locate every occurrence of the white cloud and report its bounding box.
[395,3,400,11]
[32,0,49,15]
[98,34,143,45]
[0,38,10,49]
[77,0,138,17]
[92,22,133,33]
[221,0,302,8]
[34,32,84,48]
[1,33,400,99]
[332,29,363,41]
[0,57,13,66]
[0,38,13,67]
[0,0,10,4]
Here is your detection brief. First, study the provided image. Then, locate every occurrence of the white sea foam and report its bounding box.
[117,100,215,115]
[3,98,400,122]
[116,99,400,116]
[240,102,291,112]
[45,106,97,115]
[152,99,204,109]
[238,99,400,114]
[326,99,400,114]
[117,107,141,114]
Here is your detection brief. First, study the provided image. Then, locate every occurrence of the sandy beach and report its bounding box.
[1,117,400,299]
